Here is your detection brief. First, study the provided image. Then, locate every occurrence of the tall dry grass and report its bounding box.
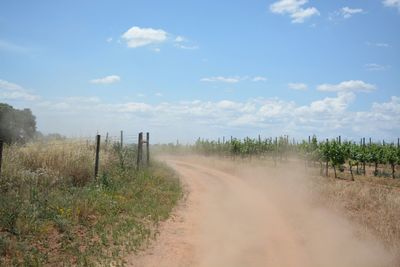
[312,175,400,260]
[0,140,182,266]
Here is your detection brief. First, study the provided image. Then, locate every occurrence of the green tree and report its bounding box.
[0,103,37,143]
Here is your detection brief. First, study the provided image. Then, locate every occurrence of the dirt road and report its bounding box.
[127,156,395,267]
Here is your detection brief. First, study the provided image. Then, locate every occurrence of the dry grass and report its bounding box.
[311,174,400,260]
[0,140,182,266]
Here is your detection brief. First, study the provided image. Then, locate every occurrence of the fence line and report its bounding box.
[0,131,151,181]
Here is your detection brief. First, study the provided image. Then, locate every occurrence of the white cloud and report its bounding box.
[364,63,388,71]
[288,82,308,90]
[299,92,355,114]
[111,102,152,113]
[366,42,390,48]
[372,96,400,115]
[173,35,199,50]
[33,92,400,142]
[0,79,39,101]
[155,92,163,97]
[175,36,185,42]
[259,99,294,118]
[121,26,167,48]
[383,0,400,10]
[217,100,241,109]
[270,0,320,23]
[291,7,320,23]
[341,7,363,18]
[90,75,120,84]
[201,76,241,83]
[174,44,199,50]
[270,0,308,13]
[106,37,113,43]
[317,80,376,92]
[252,76,267,82]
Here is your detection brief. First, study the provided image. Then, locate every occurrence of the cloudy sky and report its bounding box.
[0,0,399,143]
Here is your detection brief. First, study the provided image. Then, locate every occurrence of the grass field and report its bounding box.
[0,141,182,266]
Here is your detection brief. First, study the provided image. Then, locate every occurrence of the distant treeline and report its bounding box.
[0,103,65,144]
[0,103,36,143]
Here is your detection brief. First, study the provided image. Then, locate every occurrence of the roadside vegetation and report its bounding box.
[0,140,182,266]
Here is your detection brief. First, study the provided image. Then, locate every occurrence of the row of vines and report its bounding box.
[192,136,400,179]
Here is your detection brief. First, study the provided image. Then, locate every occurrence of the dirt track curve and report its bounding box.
[126,156,395,267]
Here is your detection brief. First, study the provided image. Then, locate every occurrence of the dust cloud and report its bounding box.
[127,155,397,267]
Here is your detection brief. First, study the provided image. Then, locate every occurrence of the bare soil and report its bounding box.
[126,156,397,267]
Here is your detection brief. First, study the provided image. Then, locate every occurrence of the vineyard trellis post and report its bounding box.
[94,134,101,179]
[363,137,366,176]
[274,137,278,166]
[0,139,3,177]
[325,138,329,177]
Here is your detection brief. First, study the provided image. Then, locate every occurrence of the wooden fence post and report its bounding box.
[146,132,150,166]
[0,140,3,177]
[120,130,124,148]
[137,132,143,170]
[94,135,101,179]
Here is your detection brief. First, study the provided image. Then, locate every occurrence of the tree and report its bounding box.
[0,103,37,143]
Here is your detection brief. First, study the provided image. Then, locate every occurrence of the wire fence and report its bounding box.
[0,131,150,180]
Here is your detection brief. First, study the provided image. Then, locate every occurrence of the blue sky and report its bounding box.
[1,0,399,143]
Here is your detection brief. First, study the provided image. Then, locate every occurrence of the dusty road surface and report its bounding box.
[127,156,396,267]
